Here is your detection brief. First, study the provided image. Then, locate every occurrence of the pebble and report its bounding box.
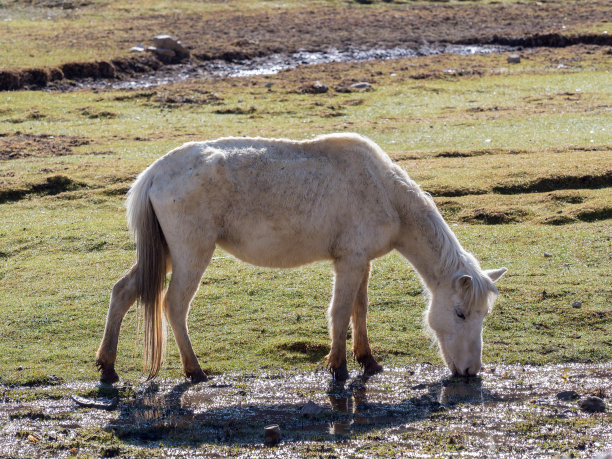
[264,424,281,446]
[350,82,372,90]
[507,54,521,64]
[572,301,582,308]
[543,252,553,257]
[578,396,606,413]
[130,45,145,53]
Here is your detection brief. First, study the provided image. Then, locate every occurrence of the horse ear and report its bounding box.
[457,275,472,291]
[485,267,507,283]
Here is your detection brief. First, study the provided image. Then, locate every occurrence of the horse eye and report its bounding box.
[456,309,466,320]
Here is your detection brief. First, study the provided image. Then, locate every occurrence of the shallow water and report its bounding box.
[1,363,610,457]
[68,44,514,91]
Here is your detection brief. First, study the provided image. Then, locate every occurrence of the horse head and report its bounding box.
[426,267,507,376]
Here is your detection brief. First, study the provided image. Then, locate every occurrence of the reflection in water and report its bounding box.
[439,377,485,405]
[322,376,497,436]
[108,370,505,444]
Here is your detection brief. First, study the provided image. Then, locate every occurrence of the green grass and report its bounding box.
[0,44,610,385]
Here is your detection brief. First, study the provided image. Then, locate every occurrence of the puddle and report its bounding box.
[59,44,514,91]
[1,363,610,456]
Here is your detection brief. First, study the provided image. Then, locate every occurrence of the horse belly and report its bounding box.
[217,219,332,268]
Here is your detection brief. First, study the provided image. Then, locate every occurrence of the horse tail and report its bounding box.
[126,166,167,380]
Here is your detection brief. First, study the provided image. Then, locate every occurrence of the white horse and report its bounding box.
[96,133,506,384]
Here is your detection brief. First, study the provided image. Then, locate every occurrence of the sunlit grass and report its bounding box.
[0,45,610,385]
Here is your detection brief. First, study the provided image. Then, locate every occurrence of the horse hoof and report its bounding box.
[363,356,383,377]
[332,360,349,381]
[189,370,208,384]
[100,369,119,385]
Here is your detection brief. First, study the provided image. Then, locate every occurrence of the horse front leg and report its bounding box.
[351,262,383,377]
[96,264,139,384]
[326,258,370,381]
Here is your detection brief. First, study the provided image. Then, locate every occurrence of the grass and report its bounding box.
[0,41,610,386]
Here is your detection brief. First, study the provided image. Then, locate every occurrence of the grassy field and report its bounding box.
[0,38,610,387]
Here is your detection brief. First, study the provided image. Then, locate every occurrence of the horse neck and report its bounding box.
[394,194,467,289]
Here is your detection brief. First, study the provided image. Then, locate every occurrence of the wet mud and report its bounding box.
[1,364,610,457]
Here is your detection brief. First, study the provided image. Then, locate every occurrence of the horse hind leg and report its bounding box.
[164,248,214,384]
[351,262,383,377]
[96,264,139,384]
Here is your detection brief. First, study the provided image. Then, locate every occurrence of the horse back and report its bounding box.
[148,134,401,267]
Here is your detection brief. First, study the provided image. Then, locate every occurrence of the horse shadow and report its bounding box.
[99,372,503,447]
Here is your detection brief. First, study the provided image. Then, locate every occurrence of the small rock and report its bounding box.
[572,301,582,308]
[350,82,372,91]
[71,395,118,410]
[264,424,281,446]
[557,390,579,401]
[17,365,23,371]
[300,400,324,416]
[130,45,145,53]
[579,396,606,413]
[507,54,521,64]
[301,81,328,94]
[153,35,189,57]
[543,252,553,257]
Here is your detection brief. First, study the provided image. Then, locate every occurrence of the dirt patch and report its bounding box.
[0,175,86,204]
[546,190,586,204]
[459,207,529,225]
[0,133,90,160]
[150,87,223,107]
[426,185,487,198]
[492,172,612,195]
[573,204,612,222]
[1,364,610,457]
[0,55,163,91]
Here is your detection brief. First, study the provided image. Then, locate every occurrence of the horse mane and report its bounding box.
[390,165,497,314]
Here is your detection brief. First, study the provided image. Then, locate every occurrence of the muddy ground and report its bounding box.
[2,1,611,90]
[1,364,610,457]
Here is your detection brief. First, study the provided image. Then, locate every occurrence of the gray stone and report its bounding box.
[153,35,189,57]
[572,301,582,308]
[350,82,372,90]
[578,396,606,413]
[507,54,521,64]
[130,45,145,53]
